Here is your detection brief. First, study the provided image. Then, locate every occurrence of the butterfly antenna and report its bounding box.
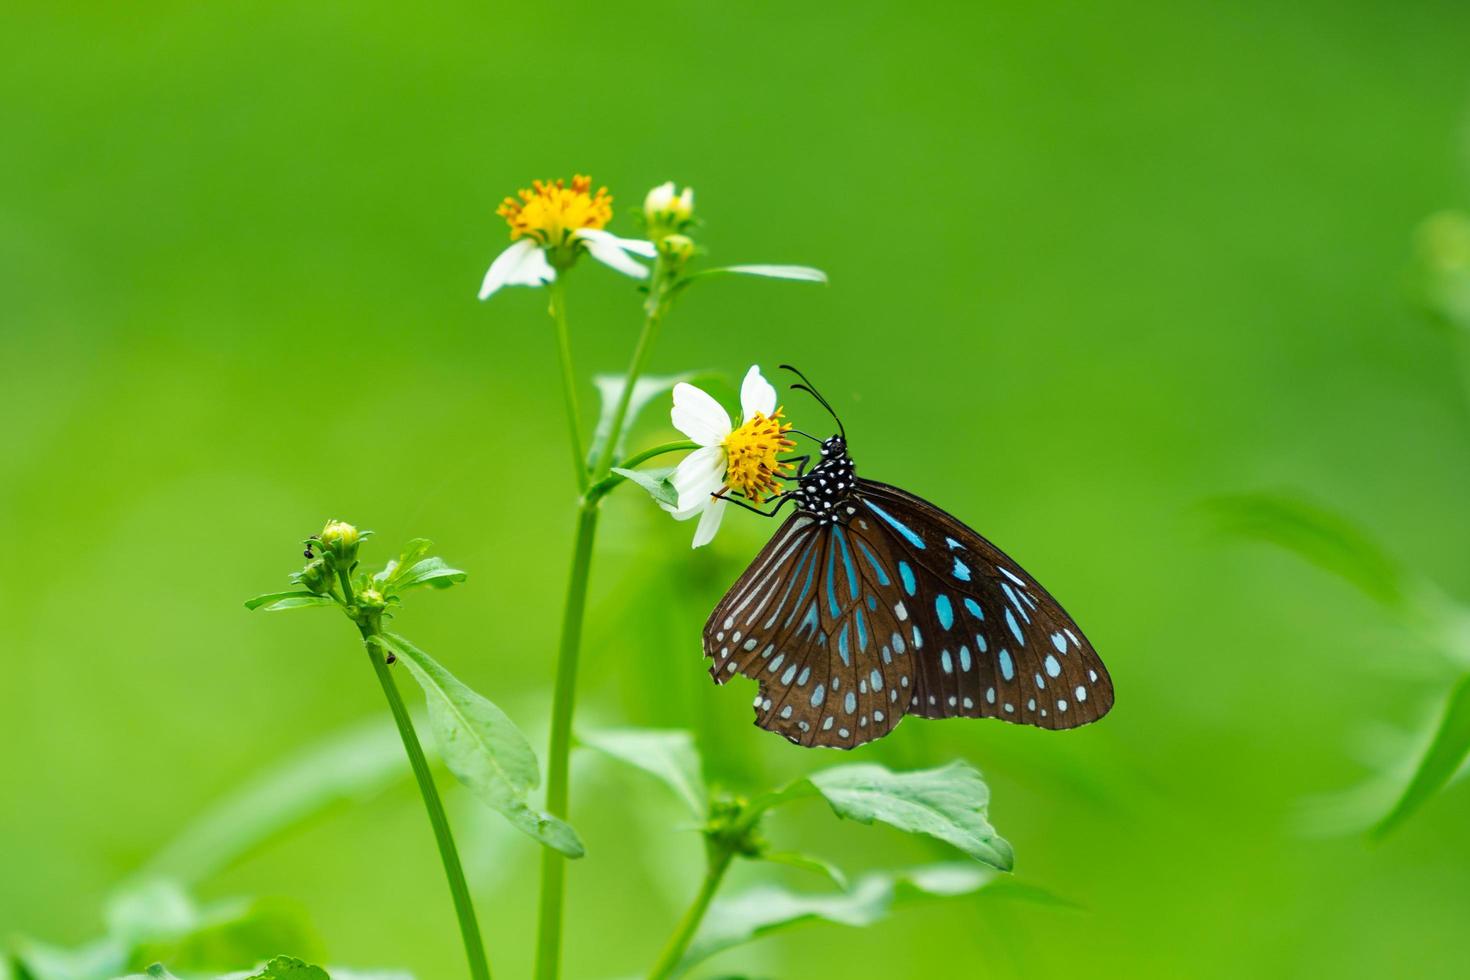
[779,364,846,440]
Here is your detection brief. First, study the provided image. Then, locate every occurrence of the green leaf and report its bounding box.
[10,937,128,980]
[699,264,828,283]
[105,880,197,946]
[609,467,678,509]
[131,897,322,975]
[780,761,1013,870]
[377,632,585,858]
[244,592,334,612]
[245,956,330,980]
[372,539,434,589]
[144,967,181,980]
[1373,673,1470,838]
[578,727,707,818]
[755,851,848,889]
[1209,494,1410,610]
[387,557,467,593]
[680,863,995,972]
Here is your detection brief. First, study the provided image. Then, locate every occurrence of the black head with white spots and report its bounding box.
[795,432,857,524]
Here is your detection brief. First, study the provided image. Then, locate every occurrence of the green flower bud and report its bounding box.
[358,588,387,610]
[299,558,333,595]
[319,519,360,564]
[658,233,696,263]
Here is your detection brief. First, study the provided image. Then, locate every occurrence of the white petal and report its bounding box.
[577,227,659,258]
[690,497,727,548]
[668,445,727,514]
[671,383,733,446]
[740,364,778,420]
[478,239,555,300]
[718,264,827,283]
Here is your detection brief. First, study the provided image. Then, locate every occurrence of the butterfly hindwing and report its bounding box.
[852,479,1114,730]
[702,478,1112,748]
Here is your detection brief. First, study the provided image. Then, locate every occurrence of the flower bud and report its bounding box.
[658,233,696,263]
[644,181,694,236]
[319,519,361,564]
[299,558,333,595]
[357,588,387,610]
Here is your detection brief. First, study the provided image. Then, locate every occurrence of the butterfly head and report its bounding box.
[820,434,847,458]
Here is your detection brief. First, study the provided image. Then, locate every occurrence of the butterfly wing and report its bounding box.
[704,512,913,748]
[851,479,1114,730]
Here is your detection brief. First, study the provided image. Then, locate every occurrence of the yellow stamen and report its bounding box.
[722,408,797,503]
[497,175,613,247]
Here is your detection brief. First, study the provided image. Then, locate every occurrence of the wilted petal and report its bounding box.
[739,364,777,421]
[671,383,733,446]
[479,239,555,300]
[690,496,728,548]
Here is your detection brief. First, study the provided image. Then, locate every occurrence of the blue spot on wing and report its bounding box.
[964,597,984,620]
[825,540,841,618]
[936,595,954,630]
[999,649,1014,680]
[952,557,971,581]
[866,500,926,550]
[898,561,916,596]
[1005,607,1025,646]
[837,622,851,666]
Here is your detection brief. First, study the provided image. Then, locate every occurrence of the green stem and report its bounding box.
[533,502,600,980]
[549,279,589,491]
[591,260,671,481]
[340,563,489,980]
[534,260,676,980]
[363,632,492,980]
[647,848,735,980]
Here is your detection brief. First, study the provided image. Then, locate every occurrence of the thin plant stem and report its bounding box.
[363,631,493,980]
[342,560,489,980]
[535,260,674,980]
[549,279,589,491]
[647,848,735,980]
[534,502,600,980]
[586,439,698,502]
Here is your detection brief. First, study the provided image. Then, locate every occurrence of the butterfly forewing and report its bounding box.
[853,479,1113,730]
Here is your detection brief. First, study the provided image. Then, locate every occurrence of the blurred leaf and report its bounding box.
[105,880,197,946]
[378,632,585,857]
[244,592,334,612]
[9,938,127,980]
[387,557,467,593]
[116,966,181,980]
[755,851,847,889]
[1210,493,1410,610]
[1373,672,1470,838]
[579,728,707,818]
[244,956,330,980]
[695,265,828,283]
[1412,210,1470,332]
[609,467,678,508]
[590,372,721,464]
[138,718,411,884]
[679,863,995,973]
[764,761,1013,870]
[131,898,322,975]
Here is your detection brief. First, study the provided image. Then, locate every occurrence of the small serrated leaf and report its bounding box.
[766,761,1013,870]
[245,955,331,979]
[378,633,585,857]
[579,728,707,818]
[245,592,333,612]
[680,864,995,973]
[610,467,679,508]
[755,851,848,889]
[388,557,467,593]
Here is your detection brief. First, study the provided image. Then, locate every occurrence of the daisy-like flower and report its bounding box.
[479,175,656,300]
[663,365,797,547]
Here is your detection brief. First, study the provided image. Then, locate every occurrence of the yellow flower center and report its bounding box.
[722,408,796,503]
[497,175,613,247]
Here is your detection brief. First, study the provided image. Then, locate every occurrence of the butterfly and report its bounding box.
[703,366,1114,749]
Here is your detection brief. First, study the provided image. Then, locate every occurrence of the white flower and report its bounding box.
[479,175,656,300]
[663,365,794,548]
[644,181,695,228]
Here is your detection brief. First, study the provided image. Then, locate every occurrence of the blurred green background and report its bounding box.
[6,0,1470,976]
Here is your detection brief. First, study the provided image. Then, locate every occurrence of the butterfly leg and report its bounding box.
[781,455,812,479]
[713,489,797,518]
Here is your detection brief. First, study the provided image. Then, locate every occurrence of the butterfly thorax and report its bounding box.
[792,436,859,526]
